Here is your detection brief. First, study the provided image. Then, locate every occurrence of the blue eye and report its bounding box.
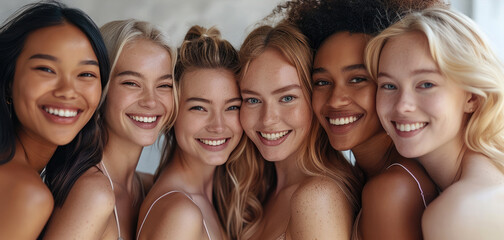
[246,98,260,104]
[349,77,367,83]
[227,105,241,111]
[381,84,396,90]
[419,82,434,88]
[281,95,295,103]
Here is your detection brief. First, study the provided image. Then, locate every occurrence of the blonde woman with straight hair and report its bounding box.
[218,21,361,240]
[136,25,245,240]
[366,7,504,239]
[43,19,177,239]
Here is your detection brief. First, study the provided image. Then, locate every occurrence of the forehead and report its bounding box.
[22,23,92,55]
[314,32,369,67]
[379,32,435,70]
[180,68,238,97]
[241,48,300,90]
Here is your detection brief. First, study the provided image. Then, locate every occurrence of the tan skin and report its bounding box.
[377,32,504,239]
[0,23,102,239]
[240,48,353,240]
[311,32,438,239]
[137,68,242,240]
[44,38,173,240]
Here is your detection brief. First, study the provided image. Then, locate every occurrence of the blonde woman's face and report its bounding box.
[104,39,174,147]
[174,68,242,166]
[240,48,312,162]
[376,32,473,158]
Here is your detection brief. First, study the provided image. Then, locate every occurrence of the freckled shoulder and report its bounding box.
[137,191,205,240]
[43,167,116,239]
[0,164,54,239]
[288,176,353,240]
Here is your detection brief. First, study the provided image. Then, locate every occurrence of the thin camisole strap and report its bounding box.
[100,162,123,240]
[136,190,212,240]
[387,163,427,208]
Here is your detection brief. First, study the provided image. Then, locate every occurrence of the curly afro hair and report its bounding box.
[273,0,445,50]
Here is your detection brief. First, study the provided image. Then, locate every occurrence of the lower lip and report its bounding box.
[128,116,160,129]
[393,123,427,138]
[197,139,230,151]
[258,131,291,146]
[326,117,361,134]
[40,108,81,124]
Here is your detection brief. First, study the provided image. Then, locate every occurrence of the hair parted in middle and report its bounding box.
[218,21,362,240]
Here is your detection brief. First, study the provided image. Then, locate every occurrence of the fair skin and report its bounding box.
[377,31,504,239]
[312,31,438,239]
[0,23,101,239]
[240,47,352,240]
[137,68,242,240]
[44,38,173,240]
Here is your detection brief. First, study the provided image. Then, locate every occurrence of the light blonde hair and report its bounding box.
[220,21,362,239]
[100,19,178,138]
[365,7,504,170]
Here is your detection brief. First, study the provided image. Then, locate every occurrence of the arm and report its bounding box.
[0,175,54,240]
[43,172,115,240]
[137,192,206,240]
[287,176,353,240]
[359,167,426,240]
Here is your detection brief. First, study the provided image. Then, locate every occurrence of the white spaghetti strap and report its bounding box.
[100,161,123,240]
[136,190,212,240]
[387,163,428,208]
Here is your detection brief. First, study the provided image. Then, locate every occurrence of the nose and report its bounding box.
[53,75,77,99]
[261,102,280,127]
[327,86,351,108]
[138,88,156,109]
[395,89,416,113]
[206,111,225,133]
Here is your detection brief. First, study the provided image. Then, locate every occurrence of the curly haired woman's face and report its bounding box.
[312,32,382,151]
[240,48,312,162]
[376,32,474,158]
[12,23,101,146]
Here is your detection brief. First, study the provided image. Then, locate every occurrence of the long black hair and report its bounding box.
[0,0,109,206]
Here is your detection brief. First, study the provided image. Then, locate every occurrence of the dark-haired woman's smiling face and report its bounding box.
[312,32,382,150]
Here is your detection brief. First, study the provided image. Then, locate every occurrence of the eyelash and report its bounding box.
[35,66,55,74]
[280,95,296,103]
[245,98,261,104]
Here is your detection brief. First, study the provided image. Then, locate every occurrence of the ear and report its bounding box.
[463,92,478,113]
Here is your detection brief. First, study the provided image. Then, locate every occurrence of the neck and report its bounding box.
[167,147,216,200]
[101,129,144,188]
[418,135,466,191]
[353,130,393,179]
[274,151,306,194]
[15,127,58,173]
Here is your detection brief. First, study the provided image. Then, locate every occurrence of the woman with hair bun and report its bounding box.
[366,7,504,239]
[43,19,175,239]
[0,2,108,239]
[136,25,244,240]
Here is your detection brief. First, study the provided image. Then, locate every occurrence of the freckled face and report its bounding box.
[174,68,242,166]
[376,32,472,158]
[312,32,382,151]
[240,48,312,162]
[104,39,174,147]
[12,23,102,146]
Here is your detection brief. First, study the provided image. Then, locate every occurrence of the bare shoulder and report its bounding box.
[287,176,352,240]
[43,167,115,239]
[0,164,53,239]
[138,191,204,240]
[423,155,504,239]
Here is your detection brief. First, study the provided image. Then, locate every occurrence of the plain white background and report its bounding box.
[1,0,502,173]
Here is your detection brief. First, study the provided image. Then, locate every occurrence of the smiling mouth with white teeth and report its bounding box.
[44,106,79,117]
[328,115,361,126]
[260,130,289,141]
[198,139,227,146]
[128,115,158,123]
[395,122,427,132]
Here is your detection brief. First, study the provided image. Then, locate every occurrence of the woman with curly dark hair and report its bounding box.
[275,0,443,239]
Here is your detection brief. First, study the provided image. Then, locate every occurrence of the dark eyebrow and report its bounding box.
[80,60,99,66]
[272,84,301,94]
[159,74,173,80]
[186,97,211,104]
[241,89,259,95]
[29,54,58,62]
[312,67,327,75]
[226,97,242,104]
[116,70,143,78]
[312,64,366,75]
